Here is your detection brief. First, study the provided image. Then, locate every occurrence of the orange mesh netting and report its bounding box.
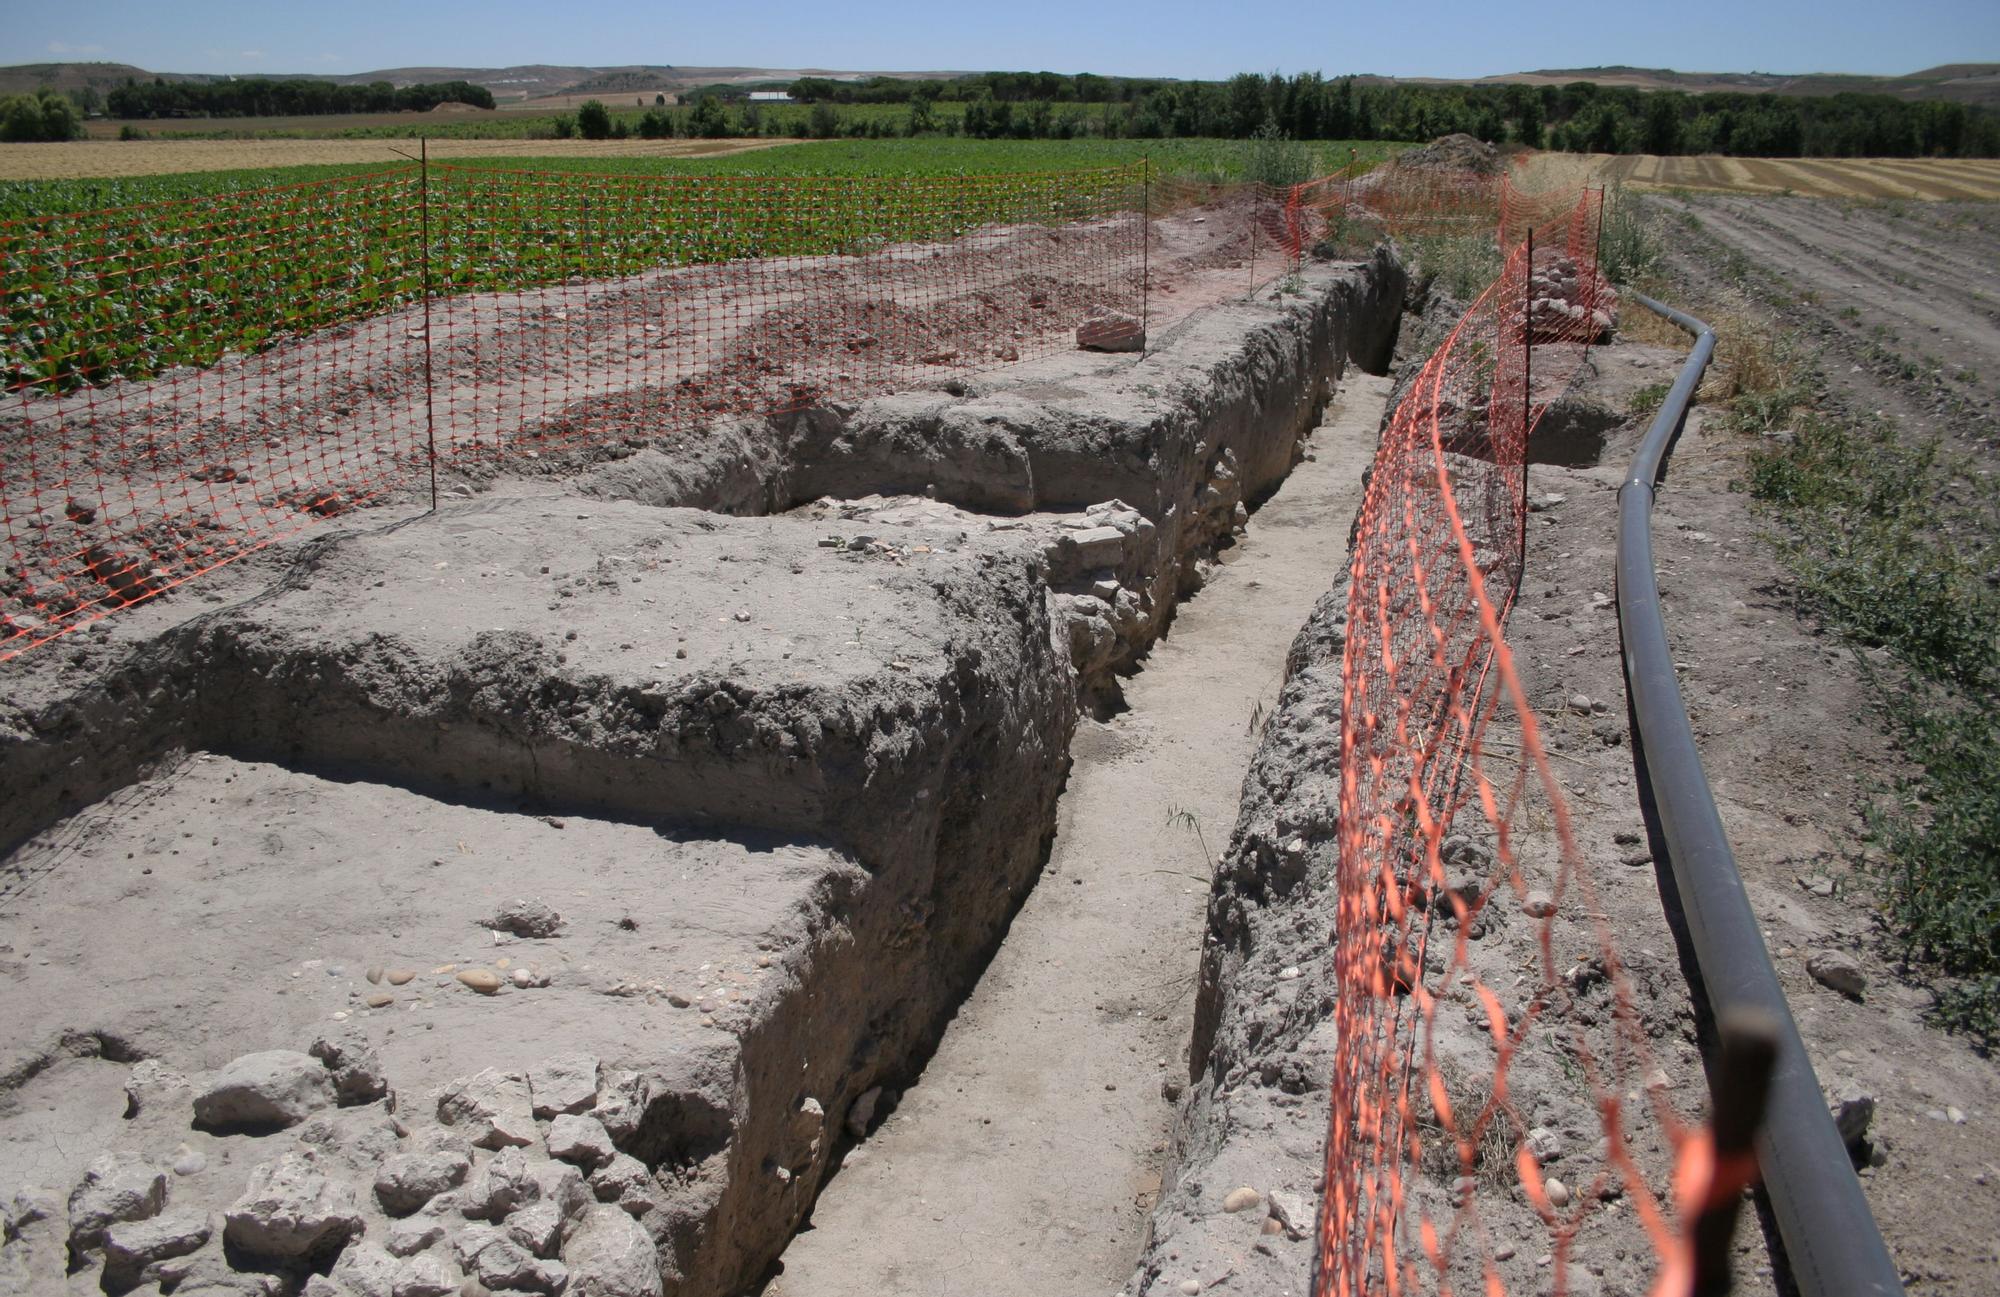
[1316,183,1714,1296]
[0,163,1156,656]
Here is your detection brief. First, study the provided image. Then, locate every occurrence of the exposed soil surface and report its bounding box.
[1120,184,2000,1296]
[0,138,799,181]
[1631,192,2000,1292]
[766,373,1390,1297]
[1512,152,2000,201]
[0,243,1402,1297]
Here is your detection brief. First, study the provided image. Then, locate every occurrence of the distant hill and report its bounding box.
[1418,63,2000,109]
[0,61,973,106]
[4,59,1995,111]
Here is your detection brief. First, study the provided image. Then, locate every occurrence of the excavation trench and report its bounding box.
[0,253,1402,1297]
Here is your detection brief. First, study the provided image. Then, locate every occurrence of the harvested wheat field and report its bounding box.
[0,136,799,180]
[1515,149,2000,199]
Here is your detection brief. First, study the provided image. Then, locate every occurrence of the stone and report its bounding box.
[1522,891,1557,919]
[394,1252,460,1297]
[547,1114,617,1169]
[1567,693,1593,714]
[1222,1186,1262,1213]
[507,1200,566,1259]
[562,1204,661,1297]
[223,1150,364,1260]
[1544,1177,1571,1208]
[1829,1085,1875,1150]
[330,1242,402,1297]
[529,1053,601,1118]
[311,1034,391,1106]
[461,1227,567,1295]
[1076,311,1144,353]
[375,1148,472,1215]
[460,1148,541,1221]
[1265,1188,1312,1240]
[1179,1281,1202,1296]
[384,1216,446,1257]
[485,899,564,939]
[67,1152,168,1254]
[437,1070,540,1150]
[524,1159,594,1224]
[1524,1126,1564,1163]
[101,1211,212,1284]
[846,1086,883,1138]
[386,969,417,986]
[123,1059,194,1119]
[1068,525,1128,568]
[456,969,504,995]
[588,1154,652,1206]
[1807,950,1867,998]
[590,1071,648,1143]
[194,1051,335,1130]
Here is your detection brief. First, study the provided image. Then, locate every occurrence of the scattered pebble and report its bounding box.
[365,966,385,985]
[1806,949,1867,998]
[1545,1177,1571,1208]
[1180,1282,1202,1296]
[365,993,393,1009]
[386,969,416,986]
[1522,892,1556,919]
[457,969,503,995]
[1222,1186,1262,1213]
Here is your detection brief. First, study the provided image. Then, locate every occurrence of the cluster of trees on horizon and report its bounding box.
[758,71,1998,158]
[97,77,497,120]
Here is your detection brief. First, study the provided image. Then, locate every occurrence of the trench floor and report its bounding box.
[766,371,1390,1297]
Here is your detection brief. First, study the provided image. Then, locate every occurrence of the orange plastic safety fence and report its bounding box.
[0,163,1159,658]
[1316,187,1705,1296]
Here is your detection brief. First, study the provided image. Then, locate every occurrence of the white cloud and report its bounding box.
[47,39,106,56]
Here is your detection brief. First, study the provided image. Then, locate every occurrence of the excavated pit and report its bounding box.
[0,249,1403,1297]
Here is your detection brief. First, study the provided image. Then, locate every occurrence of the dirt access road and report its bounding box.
[1628,193,2000,1291]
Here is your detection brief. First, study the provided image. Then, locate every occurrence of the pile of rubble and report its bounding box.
[4,1041,704,1297]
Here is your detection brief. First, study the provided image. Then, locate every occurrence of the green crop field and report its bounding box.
[0,138,1404,395]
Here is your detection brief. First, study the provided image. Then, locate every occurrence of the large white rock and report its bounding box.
[563,1203,662,1297]
[436,1069,539,1150]
[223,1150,363,1260]
[194,1050,334,1130]
[66,1152,167,1254]
[547,1114,617,1169]
[373,1147,470,1215]
[529,1052,601,1118]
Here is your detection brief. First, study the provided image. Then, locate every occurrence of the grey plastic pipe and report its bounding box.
[1619,291,1903,1297]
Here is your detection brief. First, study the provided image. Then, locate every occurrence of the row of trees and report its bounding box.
[0,92,85,142]
[775,72,2000,157]
[104,77,496,119]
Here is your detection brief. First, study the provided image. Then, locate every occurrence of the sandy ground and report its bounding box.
[1627,192,2000,1291]
[767,372,1388,1297]
[0,137,798,180]
[1512,151,2000,201]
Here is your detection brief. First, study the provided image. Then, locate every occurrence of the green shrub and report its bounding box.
[576,100,612,141]
[0,92,84,143]
[1598,184,1659,285]
[1747,401,2000,1042]
[1244,122,1313,188]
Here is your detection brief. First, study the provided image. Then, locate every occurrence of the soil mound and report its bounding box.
[1395,132,1502,175]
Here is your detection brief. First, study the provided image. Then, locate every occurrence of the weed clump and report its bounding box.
[1745,394,2000,1043]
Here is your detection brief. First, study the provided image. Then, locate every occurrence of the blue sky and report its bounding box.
[5,0,1996,81]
